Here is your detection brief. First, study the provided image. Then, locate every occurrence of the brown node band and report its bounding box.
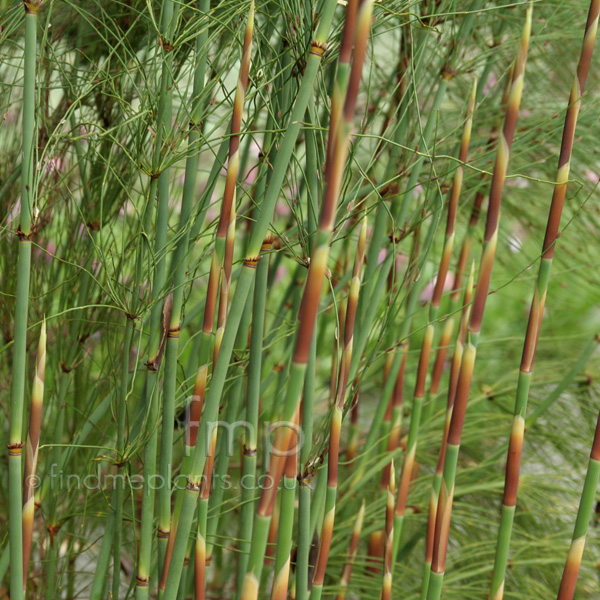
[48,524,62,540]
[7,442,25,456]
[16,225,33,241]
[136,576,149,587]
[24,1,40,14]
[243,445,257,457]
[157,527,170,539]
[86,220,101,232]
[145,358,159,372]
[310,41,327,57]
[186,479,200,491]
[243,256,261,268]
[441,64,458,80]
[261,237,274,251]
[160,38,175,52]
[168,327,181,338]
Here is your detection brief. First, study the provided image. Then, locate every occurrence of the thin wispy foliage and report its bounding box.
[1,1,600,599]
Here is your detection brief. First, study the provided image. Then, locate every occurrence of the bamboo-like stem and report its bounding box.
[197,5,254,594]
[199,272,252,600]
[381,347,407,489]
[112,317,135,598]
[391,319,433,558]
[160,5,254,594]
[382,463,395,600]
[393,82,476,563]
[419,85,514,592]
[237,238,272,599]
[421,263,474,600]
[242,4,372,597]
[306,11,363,597]
[9,3,39,599]
[124,0,183,592]
[426,6,533,599]
[451,65,514,305]
[270,440,298,600]
[161,5,339,596]
[295,100,321,600]
[555,406,600,600]
[311,217,367,600]
[357,0,484,333]
[422,79,477,421]
[22,319,46,591]
[194,202,238,600]
[346,392,360,464]
[334,500,365,600]
[152,6,183,580]
[489,3,599,598]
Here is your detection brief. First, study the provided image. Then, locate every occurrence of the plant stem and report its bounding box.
[427,6,533,598]
[9,3,39,599]
[489,3,600,598]
[555,407,600,600]
[160,5,340,597]
[22,319,46,591]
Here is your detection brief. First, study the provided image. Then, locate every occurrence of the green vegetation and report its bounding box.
[1,1,600,598]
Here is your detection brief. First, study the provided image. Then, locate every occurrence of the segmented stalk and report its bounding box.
[311,217,367,600]
[195,201,238,599]
[421,263,474,599]
[451,65,514,304]
[393,82,476,563]
[135,2,209,589]
[22,319,46,591]
[237,237,272,598]
[427,7,533,599]
[423,79,476,421]
[382,463,395,600]
[335,501,365,600]
[391,320,433,559]
[9,3,40,598]
[489,3,599,598]
[159,5,254,594]
[270,439,298,600]
[241,4,372,597]
[381,347,407,489]
[556,407,600,600]
[160,5,340,596]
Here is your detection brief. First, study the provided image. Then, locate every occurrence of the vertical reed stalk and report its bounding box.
[241,3,373,597]
[422,79,476,421]
[555,408,600,600]
[9,3,40,598]
[160,4,340,597]
[270,440,298,600]
[421,263,474,599]
[311,217,367,600]
[237,237,272,598]
[427,7,533,599]
[335,501,365,600]
[489,3,599,598]
[159,4,254,594]
[22,319,46,591]
[125,0,184,593]
[382,463,395,600]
